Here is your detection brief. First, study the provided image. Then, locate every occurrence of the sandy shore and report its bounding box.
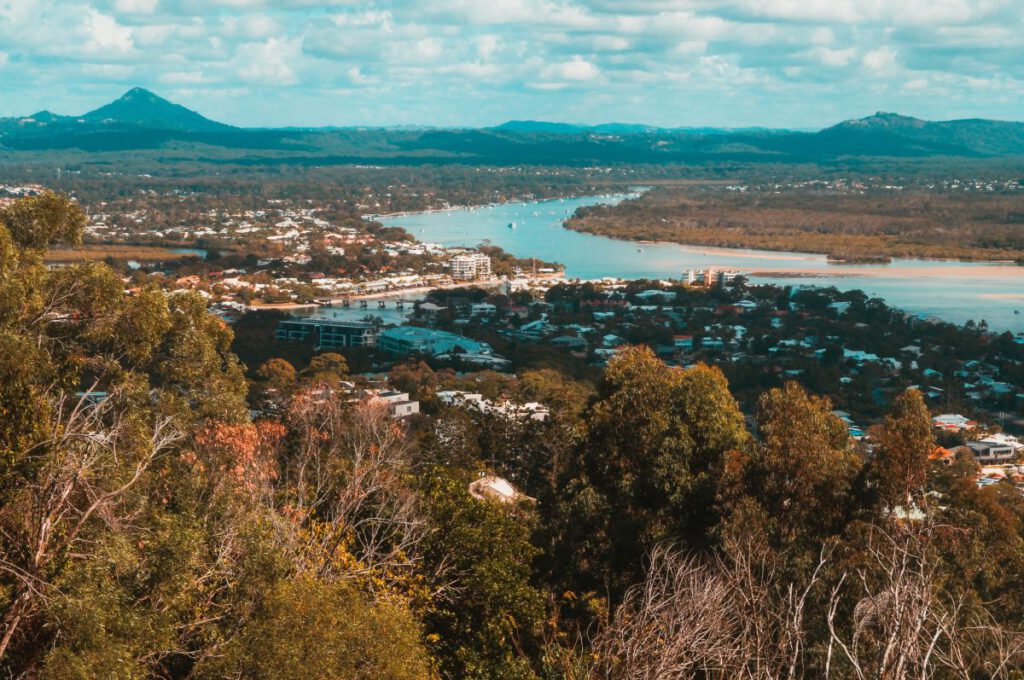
[748,263,1024,280]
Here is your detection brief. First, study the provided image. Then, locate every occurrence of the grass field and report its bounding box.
[44,245,201,263]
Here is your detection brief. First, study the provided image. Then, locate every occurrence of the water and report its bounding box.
[284,294,415,323]
[379,194,1024,333]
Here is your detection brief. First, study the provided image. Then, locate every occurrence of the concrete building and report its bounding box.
[682,268,741,287]
[276,318,376,350]
[378,325,493,356]
[965,441,1018,465]
[449,253,492,280]
[362,389,420,419]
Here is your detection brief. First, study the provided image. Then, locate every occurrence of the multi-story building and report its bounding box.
[682,268,741,287]
[276,319,377,350]
[377,325,492,356]
[449,253,492,280]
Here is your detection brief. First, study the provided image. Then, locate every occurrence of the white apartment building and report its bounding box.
[450,253,492,280]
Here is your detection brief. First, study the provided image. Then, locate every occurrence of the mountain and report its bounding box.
[493,120,666,135]
[4,92,1024,165]
[80,87,233,132]
[492,120,789,136]
[815,112,1024,156]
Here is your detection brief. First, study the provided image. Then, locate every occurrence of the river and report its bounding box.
[377,193,1024,333]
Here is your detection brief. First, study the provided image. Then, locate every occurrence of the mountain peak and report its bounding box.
[82,87,232,132]
[834,112,926,131]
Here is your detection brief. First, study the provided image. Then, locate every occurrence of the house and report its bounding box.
[929,447,956,466]
[673,335,695,351]
[437,391,549,421]
[932,414,977,431]
[965,441,1017,465]
[519,317,557,338]
[828,301,852,315]
[363,389,420,419]
[417,302,446,319]
[635,290,677,303]
[701,337,725,351]
[602,333,625,348]
[977,432,1024,452]
[550,335,587,351]
[471,302,497,316]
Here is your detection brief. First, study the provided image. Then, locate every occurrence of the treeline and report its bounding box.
[2,193,1024,678]
[568,186,1024,261]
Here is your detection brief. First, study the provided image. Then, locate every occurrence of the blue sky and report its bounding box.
[1,0,1022,129]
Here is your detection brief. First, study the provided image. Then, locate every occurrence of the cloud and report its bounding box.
[862,46,899,71]
[234,37,299,85]
[542,56,600,81]
[84,9,135,54]
[0,0,1023,127]
[114,0,159,13]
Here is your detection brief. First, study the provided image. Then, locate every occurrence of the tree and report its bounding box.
[871,389,934,509]
[300,351,349,386]
[419,469,545,680]
[257,357,297,389]
[200,578,432,680]
[719,382,864,565]
[558,346,748,597]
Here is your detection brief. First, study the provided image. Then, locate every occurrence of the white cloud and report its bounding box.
[804,46,857,67]
[235,37,299,85]
[476,34,500,59]
[85,9,134,54]
[1,0,1024,127]
[862,46,898,71]
[114,0,159,13]
[542,56,600,81]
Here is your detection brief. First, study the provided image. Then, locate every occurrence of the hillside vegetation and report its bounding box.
[1,192,1024,678]
[567,186,1024,261]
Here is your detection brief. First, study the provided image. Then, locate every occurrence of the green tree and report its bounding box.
[559,346,748,596]
[301,351,349,386]
[257,357,297,389]
[419,469,545,680]
[200,578,432,680]
[871,389,935,509]
[719,382,864,564]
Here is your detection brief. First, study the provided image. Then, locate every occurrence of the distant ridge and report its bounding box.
[4,91,1024,162]
[81,87,233,132]
[492,120,790,135]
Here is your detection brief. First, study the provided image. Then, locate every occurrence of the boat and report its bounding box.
[637,247,644,253]
[507,222,517,230]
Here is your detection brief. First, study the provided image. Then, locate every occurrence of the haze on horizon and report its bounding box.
[1,0,1023,129]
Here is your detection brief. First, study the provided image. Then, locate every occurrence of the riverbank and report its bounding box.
[566,186,1024,263]
[379,192,1024,332]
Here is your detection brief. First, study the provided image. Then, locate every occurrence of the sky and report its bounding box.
[1,0,1023,129]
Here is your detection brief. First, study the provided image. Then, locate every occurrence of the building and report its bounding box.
[276,318,376,350]
[362,389,420,419]
[673,335,695,351]
[471,302,497,316]
[932,413,977,432]
[965,441,1018,465]
[378,325,493,356]
[682,268,741,287]
[437,390,550,422]
[449,253,492,280]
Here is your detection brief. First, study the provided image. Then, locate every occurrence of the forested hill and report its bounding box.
[4,90,1024,165]
[3,191,1024,678]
